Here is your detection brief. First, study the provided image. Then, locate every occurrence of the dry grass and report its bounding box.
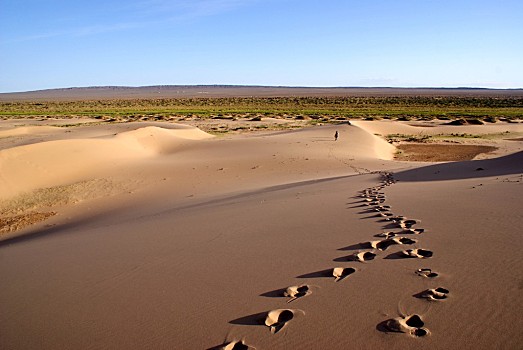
[0,212,56,237]
[0,179,129,237]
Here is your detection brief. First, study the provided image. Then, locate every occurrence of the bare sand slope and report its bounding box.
[0,121,522,349]
[0,125,214,200]
[0,122,393,203]
[353,120,523,136]
[353,120,523,159]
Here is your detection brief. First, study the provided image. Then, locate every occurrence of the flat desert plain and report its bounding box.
[1,117,522,349]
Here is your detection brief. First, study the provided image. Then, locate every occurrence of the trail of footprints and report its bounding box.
[212,172,449,349]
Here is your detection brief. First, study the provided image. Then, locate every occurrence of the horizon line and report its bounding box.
[2,84,523,94]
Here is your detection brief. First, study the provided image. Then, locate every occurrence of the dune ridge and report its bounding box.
[0,125,214,200]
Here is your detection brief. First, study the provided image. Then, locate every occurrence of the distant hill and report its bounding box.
[1,85,522,101]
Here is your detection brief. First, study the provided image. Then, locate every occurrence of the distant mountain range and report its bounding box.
[1,85,522,101]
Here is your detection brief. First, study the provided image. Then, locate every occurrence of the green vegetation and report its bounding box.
[1,96,523,120]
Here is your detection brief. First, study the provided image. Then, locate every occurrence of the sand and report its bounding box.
[0,119,522,349]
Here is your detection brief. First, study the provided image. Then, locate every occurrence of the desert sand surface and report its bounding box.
[1,119,522,349]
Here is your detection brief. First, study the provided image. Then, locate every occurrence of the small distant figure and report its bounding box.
[334,130,339,141]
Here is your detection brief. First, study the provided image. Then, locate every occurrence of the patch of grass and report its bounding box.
[386,133,431,143]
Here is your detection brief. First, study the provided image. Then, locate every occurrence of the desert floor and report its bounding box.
[0,118,522,349]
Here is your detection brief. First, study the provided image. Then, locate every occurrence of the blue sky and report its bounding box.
[1,0,522,92]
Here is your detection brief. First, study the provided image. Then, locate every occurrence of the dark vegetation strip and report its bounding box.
[1,96,523,119]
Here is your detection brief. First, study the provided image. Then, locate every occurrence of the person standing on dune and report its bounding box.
[334,130,339,141]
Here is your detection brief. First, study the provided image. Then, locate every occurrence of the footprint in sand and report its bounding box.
[374,205,391,212]
[402,249,433,258]
[375,231,397,239]
[369,237,417,251]
[265,309,300,334]
[398,219,419,230]
[402,228,425,234]
[416,268,439,278]
[219,340,255,350]
[386,215,406,223]
[365,200,385,206]
[332,267,356,282]
[283,285,311,303]
[416,287,450,301]
[347,251,377,262]
[379,314,429,337]
[394,237,417,245]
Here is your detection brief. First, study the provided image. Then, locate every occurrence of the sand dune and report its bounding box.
[0,125,214,200]
[0,122,394,203]
[0,120,522,349]
[115,125,215,154]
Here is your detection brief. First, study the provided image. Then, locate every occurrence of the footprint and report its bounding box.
[393,237,417,245]
[347,251,377,262]
[365,201,384,207]
[374,205,391,211]
[417,287,449,301]
[375,231,397,239]
[369,237,417,251]
[398,219,419,229]
[219,340,255,350]
[386,215,406,223]
[332,267,356,282]
[283,285,311,303]
[416,268,439,278]
[369,240,396,251]
[379,314,429,337]
[265,309,298,334]
[402,249,433,258]
[381,173,395,185]
[402,228,425,234]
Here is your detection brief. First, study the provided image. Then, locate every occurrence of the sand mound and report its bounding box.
[346,124,396,160]
[0,125,213,200]
[115,126,214,154]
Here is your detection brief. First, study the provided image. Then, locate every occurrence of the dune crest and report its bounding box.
[115,126,214,154]
[0,125,213,200]
[348,124,396,160]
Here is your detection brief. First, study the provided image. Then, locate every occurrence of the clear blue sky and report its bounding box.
[1,0,522,92]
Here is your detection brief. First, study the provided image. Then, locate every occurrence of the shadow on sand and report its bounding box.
[395,151,523,182]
